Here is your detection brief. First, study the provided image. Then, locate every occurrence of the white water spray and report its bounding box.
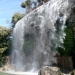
[11,0,71,72]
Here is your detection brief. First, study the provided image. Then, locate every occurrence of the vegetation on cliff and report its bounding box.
[57,22,74,56]
[0,26,11,66]
[11,12,25,28]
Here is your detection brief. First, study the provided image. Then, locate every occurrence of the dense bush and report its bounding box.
[0,26,11,54]
[57,22,74,56]
[0,26,11,66]
[11,12,25,28]
[23,34,34,56]
[0,54,3,67]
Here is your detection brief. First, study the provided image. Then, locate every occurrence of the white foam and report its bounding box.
[4,71,38,75]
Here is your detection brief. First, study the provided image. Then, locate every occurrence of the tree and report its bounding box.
[21,0,32,13]
[0,26,11,54]
[57,22,74,56]
[37,0,44,4]
[11,12,25,28]
[0,26,11,66]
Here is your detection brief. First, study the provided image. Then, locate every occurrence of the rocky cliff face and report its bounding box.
[38,66,75,75]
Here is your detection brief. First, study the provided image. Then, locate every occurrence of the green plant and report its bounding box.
[57,22,74,56]
[0,26,11,55]
[11,12,25,28]
[0,54,3,67]
[23,34,34,56]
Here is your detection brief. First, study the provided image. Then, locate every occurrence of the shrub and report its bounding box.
[57,22,74,56]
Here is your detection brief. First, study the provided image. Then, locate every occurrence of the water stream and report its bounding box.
[11,0,71,73]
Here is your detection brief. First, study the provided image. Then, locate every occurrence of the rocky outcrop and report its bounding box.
[56,56,73,70]
[38,66,62,75]
[3,56,11,65]
[38,66,75,75]
[0,64,15,71]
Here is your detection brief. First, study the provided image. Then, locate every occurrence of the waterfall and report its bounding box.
[11,0,71,72]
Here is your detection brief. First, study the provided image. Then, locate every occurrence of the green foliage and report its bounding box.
[57,22,74,56]
[0,26,11,54]
[0,54,3,67]
[0,47,8,54]
[21,2,26,8]
[21,0,31,8]
[0,26,11,66]
[37,0,44,4]
[11,12,25,28]
[25,0,31,6]
[23,34,34,56]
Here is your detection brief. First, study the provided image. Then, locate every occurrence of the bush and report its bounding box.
[57,22,74,56]
[23,34,34,56]
[11,12,25,28]
[0,54,3,67]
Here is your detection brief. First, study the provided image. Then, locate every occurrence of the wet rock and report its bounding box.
[30,21,40,30]
[2,65,9,71]
[30,21,36,27]
[72,70,75,75]
[1,64,15,71]
[38,66,62,75]
[0,68,3,71]
[38,66,75,75]
[3,56,11,65]
[34,25,40,30]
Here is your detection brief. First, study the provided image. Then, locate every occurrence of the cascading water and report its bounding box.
[11,0,71,72]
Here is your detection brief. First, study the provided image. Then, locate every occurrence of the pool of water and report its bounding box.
[0,71,38,75]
